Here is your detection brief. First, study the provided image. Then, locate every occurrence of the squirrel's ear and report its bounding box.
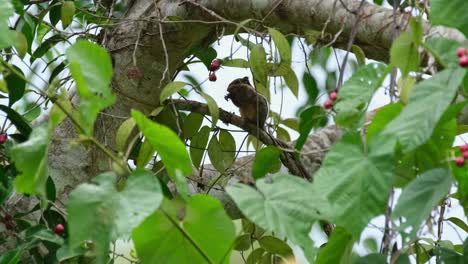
[242,76,249,81]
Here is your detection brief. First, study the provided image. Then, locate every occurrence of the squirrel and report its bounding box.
[224,77,269,128]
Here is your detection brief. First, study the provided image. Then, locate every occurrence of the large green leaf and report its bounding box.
[334,63,388,128]
[379,68,465,152]
[313,133,395,238]
[392,169,453,239]
[67,170,162,264]
[132,110,192,180]
[251,146,281,180]
[226,174,333,262]
[315,227,354,264]
[11,125,49,197]
[268,28,291,64]
[132,195,235,264]
[430,0,468,38]
[296,105,327,151]
[66,40,115,135]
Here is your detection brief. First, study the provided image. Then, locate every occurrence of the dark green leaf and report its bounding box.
[208,130,236,172]
[296,105,327,151]
[283,67,299,97]
[446,217,468,233]
[302,73,319,103]
[250,44,269,100]
[233,234,252,251]
[190,126,210,169]
[252,146,281,180]
[5,65,26,106]
[183,112,203,139]
[353,253,386,264]
[316,227,354,264]
[200,91,219,128]
[259,236,293,257]
[32,35,64,60]
[366,103,403,143]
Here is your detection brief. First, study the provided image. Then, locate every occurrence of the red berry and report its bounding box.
[324,100,333,109]
[459,56,468,67]
[209,72,217,82]
[209,59,221,71]
[457,47,467,58]
[460,144,468,152]
[455,156,465,167]
[54,224,65,235]
[329,91,338,101]
[0,133,7,144]
[462,151,468,159]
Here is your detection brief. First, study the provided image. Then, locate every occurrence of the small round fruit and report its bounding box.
[209,72,217,82]
[455,156,465,167]
[457,47,467,58]
[54,224,65,235]
[460,144,468,152]
[459,56,468,67]
[0,133,7,144]
[324,100,333,109]
[329,91,338,101]
[209,59,221,71]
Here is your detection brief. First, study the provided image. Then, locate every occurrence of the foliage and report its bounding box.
[0,0,467,263]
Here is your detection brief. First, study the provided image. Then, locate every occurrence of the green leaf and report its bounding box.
[302,73,319,103]
[259,236,293,257]
[233,234,252,251]
[5,65,26,106]
[183,112,203,139]
[190,126,210,169]
[250,44,269,99]
[61,1,75,29]
[136,139,155,169]
[66,40,115,135]
[159,81,187,102]
[116,118,136,153]
[247,248,266,264]
[352,45,366,66]
[281,118,299,131]
[314,132,395,238]
[132,110,192,180]
[268,28,291,64]
[446,217,468,233]
[409,16,423,44]
[425,37,463,68]
[334,63,388,128]
[353,253,386,264]
[222,58,250,68]
[67,170,162,264]
[208,130,236,172]
[11,125,49,197]
[0,0,15,49]
[366,103,403,143]
[252,146,281,180]
[200,91,219,128]
[132,195,236,264]
[0,248,21,264]
[32,34,64,60]
[276,126,290,142]
[283,67,299,97]
[316,227,354,264]
[392,168,452,239]
[49,92,72,130]
[390,31,420,77]
[0,105,32,137]
[379,68,466,152]
[430,0,468,38]
[227,174,332,262]
[15,31,28,58]
[296,105,327,151]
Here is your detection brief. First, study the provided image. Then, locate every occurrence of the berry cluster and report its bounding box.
[208,59,221,82]
[323,91,338,109]
[457,47,468,68]
[455,144,468,167]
